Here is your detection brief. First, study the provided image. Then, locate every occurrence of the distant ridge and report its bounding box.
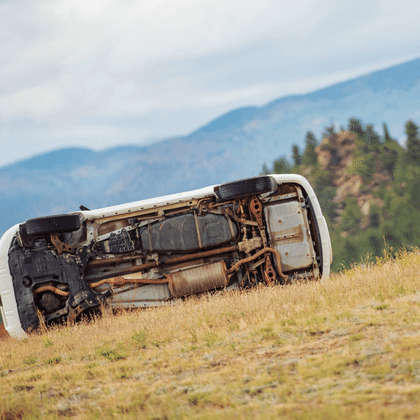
[4,148,97,172]
[196,107,259,134]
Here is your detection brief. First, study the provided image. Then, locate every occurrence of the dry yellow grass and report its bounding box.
[1,250,420,419]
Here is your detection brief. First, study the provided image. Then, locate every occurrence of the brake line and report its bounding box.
[89,277,168,289]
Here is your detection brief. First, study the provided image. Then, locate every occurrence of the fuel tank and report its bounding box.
[139,212,237,253]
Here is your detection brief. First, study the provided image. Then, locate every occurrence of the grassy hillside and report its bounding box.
[1,250,420,419]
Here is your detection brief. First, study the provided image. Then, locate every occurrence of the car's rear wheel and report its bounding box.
[217,176,277,201]
[25,214,81,236]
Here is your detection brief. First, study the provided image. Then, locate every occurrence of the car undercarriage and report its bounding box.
[2,175,331,336]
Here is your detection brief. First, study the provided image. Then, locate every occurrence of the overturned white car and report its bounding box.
[0,175,332,338]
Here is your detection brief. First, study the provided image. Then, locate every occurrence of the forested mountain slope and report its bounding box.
[263,118,420,271]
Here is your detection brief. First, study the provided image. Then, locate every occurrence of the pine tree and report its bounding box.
[382,123,393,143]
[291,144,302,166]
[348,117,365,137]
[261,163,270,175]
[302,131,318,166]
[322,123,335,138]
[272,157,292,174]
[405,120,420,165]
[364,124,381,146]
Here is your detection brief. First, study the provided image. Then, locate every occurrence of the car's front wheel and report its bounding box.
[25,214,81,236]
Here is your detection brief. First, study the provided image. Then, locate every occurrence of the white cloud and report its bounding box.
[0,0,420,166]
[0,83,64,118]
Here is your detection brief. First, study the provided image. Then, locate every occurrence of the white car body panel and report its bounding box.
[0,224,26,338]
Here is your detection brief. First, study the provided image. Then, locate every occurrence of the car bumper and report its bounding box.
[0,224,26,338]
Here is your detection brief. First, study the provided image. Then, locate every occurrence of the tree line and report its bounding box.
[262,117,420,271]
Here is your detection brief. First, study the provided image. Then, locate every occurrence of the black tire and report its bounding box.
[217,176,278,201]
[25,214,81,236]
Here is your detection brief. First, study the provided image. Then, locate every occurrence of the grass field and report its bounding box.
[1,250,420,419]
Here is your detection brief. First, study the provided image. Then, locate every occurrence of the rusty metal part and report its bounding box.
[239,219,259,227]
[87,254,140,267]
[68,303,85,323]
[238,237,263,253]
[165,245,238,265]
[228,247,288,280]
[85,245,239,282]
[50,233,78,255]
[193,212,203,249]
[90,276,169,289]
[167,261,228,298]
[249,196,264,227]
[249,196,269,247]
[197,198,216,214]
[86,261,157,282]
[248,257,266,272]
[263,254,277,285]
[92,199,199,225]
[33,285,70,297]
[225,206,258,226]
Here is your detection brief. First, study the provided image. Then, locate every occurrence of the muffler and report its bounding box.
[167,261,228,298]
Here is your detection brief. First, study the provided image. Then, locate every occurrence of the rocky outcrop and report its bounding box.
[316,131,358,177]
[334,175,363,203]
[314,131,390,231]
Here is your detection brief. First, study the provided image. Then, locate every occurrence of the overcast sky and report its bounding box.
[1,0,420,167]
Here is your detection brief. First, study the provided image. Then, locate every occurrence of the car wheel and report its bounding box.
[25,214,81,236]
[217,176,278,201]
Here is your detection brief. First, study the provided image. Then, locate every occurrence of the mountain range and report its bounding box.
[1,57,420,236]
